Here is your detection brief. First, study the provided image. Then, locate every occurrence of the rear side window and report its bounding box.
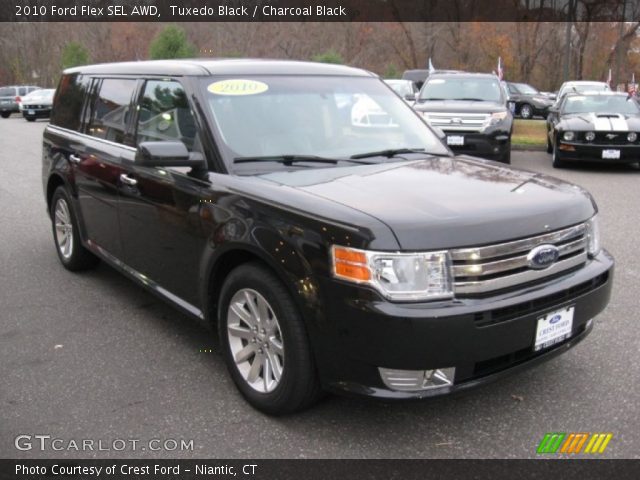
[0,87,15,96]
[18,87,27,96]
[87,78,137,144]
[50,74,90,131]
[136,80,198,150]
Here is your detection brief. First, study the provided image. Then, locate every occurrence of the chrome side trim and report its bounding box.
[454,252,587,294]
[46,124,137,152]
[451,224,586,262]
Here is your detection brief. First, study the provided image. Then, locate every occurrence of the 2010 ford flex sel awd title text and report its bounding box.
[42,60,613,414]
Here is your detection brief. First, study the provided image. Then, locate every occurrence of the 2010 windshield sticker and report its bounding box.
[208,79,269,96]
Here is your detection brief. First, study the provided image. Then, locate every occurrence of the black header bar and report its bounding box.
[4,0,640,23]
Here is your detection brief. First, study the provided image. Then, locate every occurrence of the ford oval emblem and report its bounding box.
[527,244,560,270]
[549,314,562,324]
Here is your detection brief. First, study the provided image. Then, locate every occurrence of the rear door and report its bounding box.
[117,78,210,308]
[71,77,138,259]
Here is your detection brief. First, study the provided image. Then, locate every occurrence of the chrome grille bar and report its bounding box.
[451,223,588,295]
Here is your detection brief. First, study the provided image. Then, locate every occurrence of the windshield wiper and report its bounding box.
[233,154,374,166]
[455,98,486,101]
[419,97,444,101]
[350,148,427,159]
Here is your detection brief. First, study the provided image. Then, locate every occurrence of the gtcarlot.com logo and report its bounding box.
[15,435,194,452]
[537,432,613,454]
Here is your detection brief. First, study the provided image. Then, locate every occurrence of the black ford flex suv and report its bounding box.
[414,72,514,163]
[43,60,613,414]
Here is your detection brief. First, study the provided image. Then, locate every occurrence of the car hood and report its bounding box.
[413,100,505,114]
[559,112,640,131]
[257,156,595,250]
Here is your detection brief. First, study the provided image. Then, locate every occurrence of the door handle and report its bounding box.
[69,154,81,164]
[119,174,138,187]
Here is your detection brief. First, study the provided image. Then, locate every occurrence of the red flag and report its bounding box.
[497,57,504,81]
[629,73,637,97]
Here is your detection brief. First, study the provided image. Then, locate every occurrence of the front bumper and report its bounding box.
[557,142,640,163]
[312,250,613,400]
[444,130,511,160]
[22,108,52,119]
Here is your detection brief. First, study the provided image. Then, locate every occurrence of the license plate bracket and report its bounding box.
[602,149,620,159]
[447,135,464,146]
[534,306,574,352]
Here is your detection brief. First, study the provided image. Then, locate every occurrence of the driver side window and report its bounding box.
[136,80,199,151]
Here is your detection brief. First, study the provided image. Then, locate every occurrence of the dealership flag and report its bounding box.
[629,73,637,96]
[607,68,612,87]
[428,58,435,73]
[497,57,504,80]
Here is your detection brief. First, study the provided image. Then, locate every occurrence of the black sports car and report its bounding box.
[546,91,640,168]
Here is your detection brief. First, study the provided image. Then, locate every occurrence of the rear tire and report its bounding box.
[520,104,533,119]
[25,117,36,122]
[218,262,322,415]
[0,112,10,118]
[50,187,99,271]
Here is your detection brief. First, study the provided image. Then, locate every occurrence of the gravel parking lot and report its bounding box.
[1,115,638,459]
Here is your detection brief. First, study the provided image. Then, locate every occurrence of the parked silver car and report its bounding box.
[0,85,41,118]
[20,88,55,121]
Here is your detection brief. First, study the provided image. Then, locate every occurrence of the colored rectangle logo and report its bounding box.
[537,433,612,454]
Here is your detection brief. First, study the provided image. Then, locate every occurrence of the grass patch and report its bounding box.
[513,119,547,148]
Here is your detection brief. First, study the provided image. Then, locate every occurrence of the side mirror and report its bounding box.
[136,141,206,169]
[404,93,416,102]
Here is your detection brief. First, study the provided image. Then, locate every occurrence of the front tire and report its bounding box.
[552,144,568,168]
[50,187,99,271]
[25,117,36,122]
[0,112,10,118]
[218,262,322,415]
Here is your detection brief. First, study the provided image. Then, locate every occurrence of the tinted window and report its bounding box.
[18,87,26,96]
[562,95,640,114]
[87,78,137,144]
[0,87,14,96]
[50,74,91,131]
[136,80,198,150]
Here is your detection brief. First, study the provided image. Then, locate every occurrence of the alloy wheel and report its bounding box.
[226,288,285,393]
[54,198,74,259]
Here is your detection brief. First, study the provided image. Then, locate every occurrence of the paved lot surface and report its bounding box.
[1,115,639,459]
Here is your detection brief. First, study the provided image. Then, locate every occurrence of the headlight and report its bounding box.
[628,132,637,142]
[484,111,508,129]
[563,131,575,141]
[585,131,596,142]
[331,246,453,301]
[586,215,601,257]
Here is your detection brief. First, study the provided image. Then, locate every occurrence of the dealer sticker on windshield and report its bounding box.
[534,306,574,352]
[208,79,269,96]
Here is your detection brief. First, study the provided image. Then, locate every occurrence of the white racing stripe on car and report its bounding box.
[592,114,612,131]
[609,115,629,131]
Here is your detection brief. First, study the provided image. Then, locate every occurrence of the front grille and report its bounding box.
[593,132,630,144]
[451,224,588,296]
[23,104,48,109]
[425,112,490,132]
[473,271,609,327]
[471,322,589,378]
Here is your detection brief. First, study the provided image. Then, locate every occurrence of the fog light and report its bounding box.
[379,367,455,392]
[585,131,596,142]
[628,132,637,142]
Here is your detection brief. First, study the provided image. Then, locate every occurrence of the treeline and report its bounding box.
[1,21,639,90]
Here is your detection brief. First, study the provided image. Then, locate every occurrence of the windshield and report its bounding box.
[419,77,503,102]
[202,76,448,168]
[559,83,609,98]
[514,83,539,95]
[562,95,640,115]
